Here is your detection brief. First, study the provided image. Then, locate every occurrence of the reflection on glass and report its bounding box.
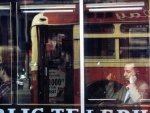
[34,25,73,104]
[44,32,69,103]
[84,23,114,33]
[20,0,78,4]
[121,23,149,33]
[0,3,12,104]
[84,38,115,59]
[120,38,149,58]
[0,47,13,104]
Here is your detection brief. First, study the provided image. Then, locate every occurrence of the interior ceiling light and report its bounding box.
[20,4,76,10]
[86,2,144,8]
[89,7,143,12]
[22,9,74,13]
[0,5,10,10]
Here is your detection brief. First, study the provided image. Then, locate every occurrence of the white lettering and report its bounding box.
[86,110,94,113]
[116,12,147,20]
[116,13,126,20]
[66,109,79,113]
[117,110,129,113]
[51,109,64,113]
[8,109,16,113]
[32,108,43,113]
[131,110,148,113]
[141,110,148,113]
[129,13,141,18]
[21,109,30,113]
[100,110,113,113]
[0,109,4,113]
[143,10,149,17]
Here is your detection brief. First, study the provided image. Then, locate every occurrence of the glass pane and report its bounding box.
[84,23,114,33]
[121,23,149,33]
[37,25,74,104]
[17,2,80,107]
[17,8,34,104]
[20,0,78,4]
[84,0,136,3]
[120,38,149,58]
[84,38,115,59]
[84,0,150,112]
[0,3,13,104]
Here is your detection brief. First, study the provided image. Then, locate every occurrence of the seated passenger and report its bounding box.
[106,63,149,104]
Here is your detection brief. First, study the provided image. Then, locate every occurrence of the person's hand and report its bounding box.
[126,75,137,90]
[126,83,136,90]
[129,75,137,84]
[106,73,116,81]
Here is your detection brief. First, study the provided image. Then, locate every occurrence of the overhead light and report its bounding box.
[0,5,10,10]
[20,4,76,10]
[89,7,143,12]
[86,2,144,8]
[22,9,74,13]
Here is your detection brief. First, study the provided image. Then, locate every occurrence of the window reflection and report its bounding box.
[85,24,114,33]
[0,3,13,104]
[84,0,144,3]
[120,38,149,58]
[121,24,149,33]
[20,0,78,4]
[84,38,115,59]
[0,11,10,45]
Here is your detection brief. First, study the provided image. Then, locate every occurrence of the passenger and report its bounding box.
[106,63,149,104]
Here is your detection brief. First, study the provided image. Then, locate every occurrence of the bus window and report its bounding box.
[84,23,114,33]
[21,0,78,4]
[0,3,13,104]
[36,25,74,104]
[0,16,11,45]
[119,37,149,58]
[84,38,115,59]
[85,0,117,3]
[85,12,113,19]
[121,24,149,33]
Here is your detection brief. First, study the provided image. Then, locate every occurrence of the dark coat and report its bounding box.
[106,78,149,104]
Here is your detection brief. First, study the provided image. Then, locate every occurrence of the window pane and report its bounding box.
[120,38,149,58]
[17,3,79,105]
[84,0,150,111]
[121,24,149,33]
[0,3,13,104]
[84,38,115,59]
[85,23,114,33]
[20,0,78,4]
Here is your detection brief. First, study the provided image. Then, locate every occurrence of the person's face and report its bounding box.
[123,67,136,80]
